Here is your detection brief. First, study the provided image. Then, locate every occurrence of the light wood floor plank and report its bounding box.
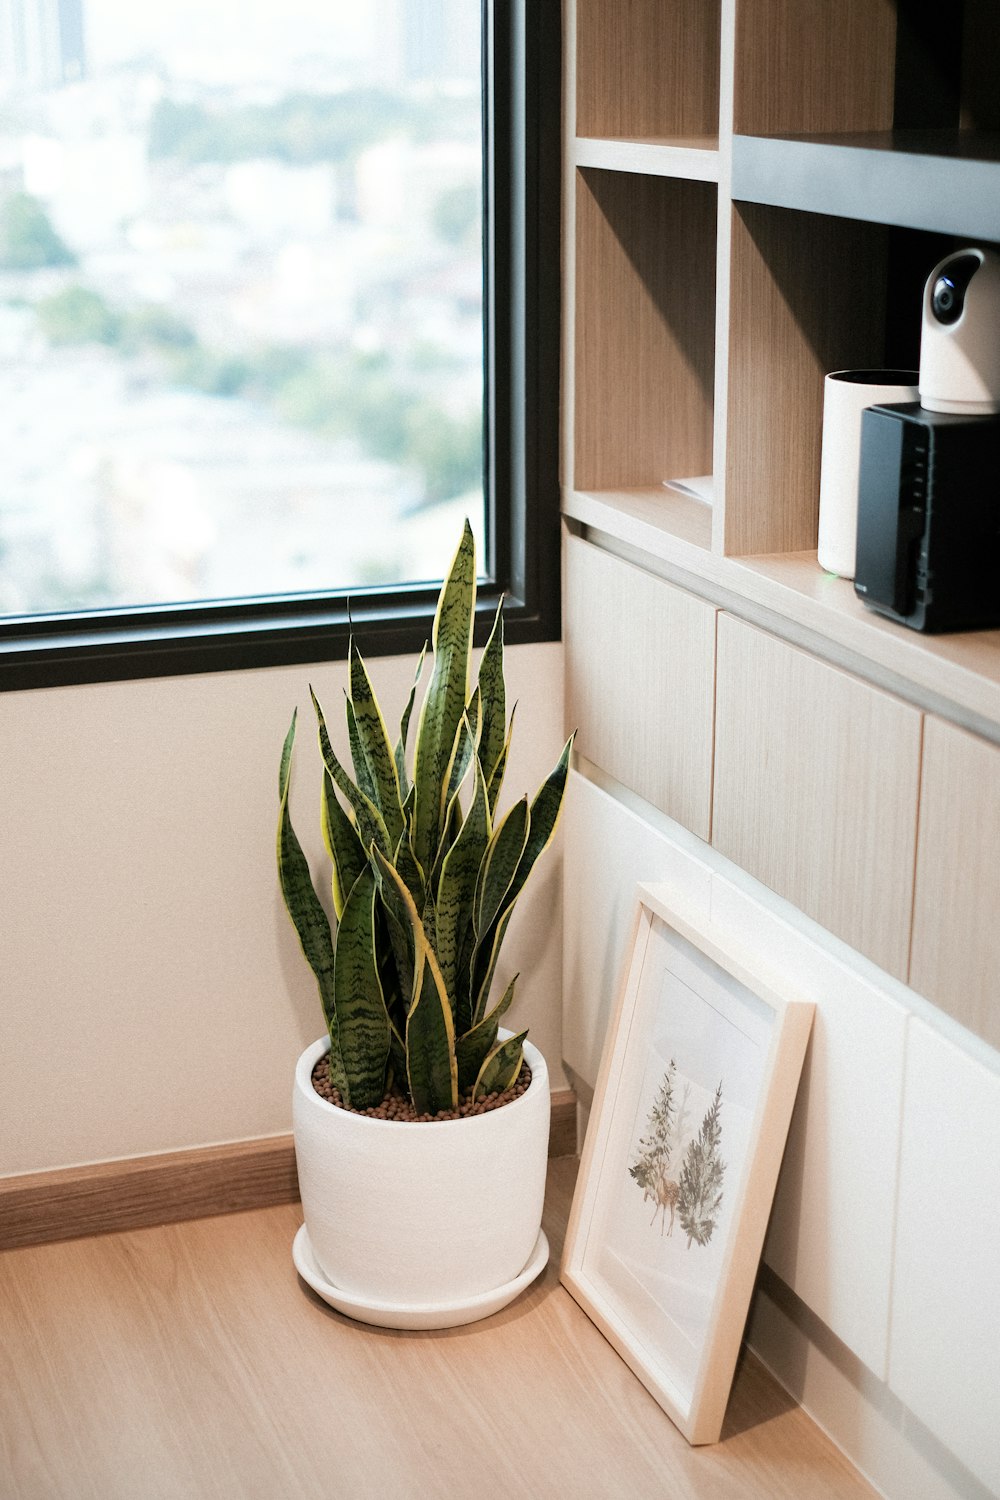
[0,1159,875,1500]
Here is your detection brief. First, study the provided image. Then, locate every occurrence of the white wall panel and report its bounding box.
[710,881,906,1377]
[561,770,713,1092]
[889,1019,1000,1496]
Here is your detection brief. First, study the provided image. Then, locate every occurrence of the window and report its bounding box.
[0,1,560,687]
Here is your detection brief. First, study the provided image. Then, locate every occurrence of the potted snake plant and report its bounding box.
[278,519,573,1328]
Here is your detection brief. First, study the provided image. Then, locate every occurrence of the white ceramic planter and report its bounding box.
[292,1031,550,1316]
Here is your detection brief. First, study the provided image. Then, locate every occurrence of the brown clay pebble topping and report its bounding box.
[310,1057,532,1121]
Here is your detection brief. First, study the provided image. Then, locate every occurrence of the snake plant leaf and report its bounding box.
[431,710,478,882]
[368,848,457,1115]
[476,596,506,785]
[435,755,492,1023]
[469,903,515,1028]
[406,932,458,1116]
[394,643,427,801]
[485,702,516,817]
[472,1029,527,1102]
[277,713,347,1094]
[455,974,517,1091]
[442,710,477,829]
[349,639,405,846]
[332,867,391,1110]
[474,796,530,939]
[370,843,419,1012]
[412,519,475,873]
[466,683,482,750]
[321,770,366,920]
[311,686,391,861]
[345,693,378,807]
[497,732,575,920]
[392,821,426,911]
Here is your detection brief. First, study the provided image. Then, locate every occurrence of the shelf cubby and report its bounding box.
[733,0,896,138]
[571,168,716,542]
[734,0,1000,140]
[722,204,985,559]
[575,0,719,145]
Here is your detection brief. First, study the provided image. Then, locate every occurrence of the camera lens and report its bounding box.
[928,253,979,325]
[932,276,958,321]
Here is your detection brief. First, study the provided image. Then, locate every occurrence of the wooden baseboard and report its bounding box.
[0,1089,577,1251]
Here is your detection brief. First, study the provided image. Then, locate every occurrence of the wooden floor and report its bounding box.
[0,1158,876,1500]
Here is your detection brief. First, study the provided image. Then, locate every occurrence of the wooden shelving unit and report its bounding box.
[562,0,1000,732]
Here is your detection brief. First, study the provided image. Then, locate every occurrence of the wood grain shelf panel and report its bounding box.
[712,615,922,979]
[573,170,716,493]
[576,0,720,141]
[562,489,1000,735]
[564,486,713,555]
[909,719,1000,1048]
[574,136,720,182]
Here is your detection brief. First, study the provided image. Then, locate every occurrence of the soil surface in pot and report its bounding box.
[310,1058,533,1123]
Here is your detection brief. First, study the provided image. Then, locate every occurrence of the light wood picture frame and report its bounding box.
[560,885,814,1446]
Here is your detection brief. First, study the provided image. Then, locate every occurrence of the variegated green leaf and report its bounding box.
[465,683,481,751]
[442,710,477,827]
[474,796,530,938]
[498,732,575,917]
[311,686,391,860]
[485,703,516,817]
[349,639,405,845]
[369,844,419,1016]
[332,867,391,1110]
[345,693,377,806]
[394,643,427,800]
[472,1030,527,1102]
[392,822,426,911]
[476,596,506,784]
[435,755,491,1023]
[276,712,347,1095]
[412,519,475,873]
[430,711,477,881]
[455,974,517,1092]
[321,770,366,919]
[469,903,515,1027]
[406,934,458,1115]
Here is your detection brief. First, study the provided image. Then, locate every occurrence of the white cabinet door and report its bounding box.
[889,1019,1000,1496]
[710,881,907,1378]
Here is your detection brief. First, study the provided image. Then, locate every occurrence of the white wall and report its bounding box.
[1,641,565,1175]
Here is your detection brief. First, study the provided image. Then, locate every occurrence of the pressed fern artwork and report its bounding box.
[630,1062,727,1249]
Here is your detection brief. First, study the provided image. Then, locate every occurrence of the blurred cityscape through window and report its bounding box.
[0,0,486,615]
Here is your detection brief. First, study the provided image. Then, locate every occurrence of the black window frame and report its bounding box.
[0,0,561,691]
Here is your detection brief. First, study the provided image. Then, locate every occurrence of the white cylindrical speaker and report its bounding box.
[817,369,919,578]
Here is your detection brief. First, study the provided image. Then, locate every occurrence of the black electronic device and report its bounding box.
[853,402,1000,633]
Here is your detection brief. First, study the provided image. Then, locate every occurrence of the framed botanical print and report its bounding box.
[561,885,814,1445]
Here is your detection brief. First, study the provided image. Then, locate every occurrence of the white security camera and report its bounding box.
[919,246,1000,414]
